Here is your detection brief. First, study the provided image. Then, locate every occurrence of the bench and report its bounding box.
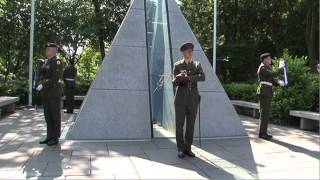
[290,110,320,130]
[61,95,85,108]
[231,100,259,118]
[0,96,19,117]
[62,95,85,101]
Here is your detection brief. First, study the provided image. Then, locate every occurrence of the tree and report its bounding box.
[35,0,93,65]
[304,0,319,72]
[90,0,129,62]
[0,1,30,81]
[180,0,319,82]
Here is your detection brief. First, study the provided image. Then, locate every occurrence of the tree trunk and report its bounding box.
[92,0,106,63]
[305,9,318,72]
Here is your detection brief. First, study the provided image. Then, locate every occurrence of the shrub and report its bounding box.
[271,52,319,124]
[0,75,29,105]
[224,82,258,102]
[224,51,319,125]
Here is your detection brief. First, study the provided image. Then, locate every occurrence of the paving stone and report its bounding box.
[129,154,153,168]
[62,155,91,176]
[114,173,140,179]
[41,162,64,177]
[66,174,114,179]
[143,149,185,165]
[138,163,208,179]
[0,154,29,170]
[152,139,177,149]
[0,170,27,179]
[29,150,72,163]
[0,110,319,179]
[22,161,47,178]
[108,145,145,156]
[91,156,136,175]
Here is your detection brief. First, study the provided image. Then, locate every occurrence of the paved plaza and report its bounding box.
[0,109,319,179]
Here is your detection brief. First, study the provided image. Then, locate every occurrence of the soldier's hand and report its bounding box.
[177,73,189,81]
[36,84,43,91]
[279,61,285,69]
[278,80,285,87]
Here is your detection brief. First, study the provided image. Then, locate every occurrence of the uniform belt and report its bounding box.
[65,78,75,81]
[260,81,273,86]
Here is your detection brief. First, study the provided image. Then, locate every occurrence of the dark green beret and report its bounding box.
[260,53,271,61]
[45,43,58,48]
[180,42,194,52]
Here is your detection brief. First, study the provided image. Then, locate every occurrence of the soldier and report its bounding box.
[257,53,285,140]
[36,43,63,146]
[172,42,205,158]
[63,60,77,114]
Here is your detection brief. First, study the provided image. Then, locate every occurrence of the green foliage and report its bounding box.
[180,0,319,83]
[271,52,319,123]
[76,46,101,95]
[0,0,128,103]
[0,76,28,105]
[224,52,319,124]
[0,1,30,79]
[224,82,258,102]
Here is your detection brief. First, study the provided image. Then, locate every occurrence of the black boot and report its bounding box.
[184,150,196,157]
[177,151,185,159]
[259,133,273,140]
[39,138,51,144]
[47,138,59,146]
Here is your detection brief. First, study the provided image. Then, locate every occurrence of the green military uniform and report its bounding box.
[257,61,282,136]
[63,63,77,113]
[173,59,205,152]
[39,56,63,141]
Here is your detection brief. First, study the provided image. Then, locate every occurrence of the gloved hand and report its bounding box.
[36,84,43,91]
[278,80,285,87]
[279,61,285,69]
[176,73,189,82]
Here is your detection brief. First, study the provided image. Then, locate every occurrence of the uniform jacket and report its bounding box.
[256,63,282,98]
[172,59,205,105]
[39,56,63,98]
[63,64,77,88]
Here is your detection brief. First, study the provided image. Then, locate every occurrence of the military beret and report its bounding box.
[45,43,58,48]
[260,53,271,61]
[180,42,194,52]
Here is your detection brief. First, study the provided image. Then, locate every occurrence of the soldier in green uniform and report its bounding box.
[63,60,77,114]
[172,42,205,158]
[37,43,63,146]
[257,53,285,140]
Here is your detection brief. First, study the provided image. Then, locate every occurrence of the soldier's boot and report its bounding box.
[259,133,273,140]
[39,138,52,144]
[184,150,196,157]
[177,151,185,159]
[47,138,59,146]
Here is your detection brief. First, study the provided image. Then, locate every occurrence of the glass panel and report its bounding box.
[145,0,175,138]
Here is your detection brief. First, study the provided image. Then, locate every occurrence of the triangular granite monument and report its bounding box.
[67,0,246,140]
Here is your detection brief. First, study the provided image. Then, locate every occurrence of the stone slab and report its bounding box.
[68,90,151,140]
[91,46,148,90]
[112,8,146,47]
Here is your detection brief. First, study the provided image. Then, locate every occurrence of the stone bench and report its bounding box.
[290,110,320,130]
[62,95,85,101]
[0,96,19,117]
[231,100,259,118]
[61,95,85,108]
